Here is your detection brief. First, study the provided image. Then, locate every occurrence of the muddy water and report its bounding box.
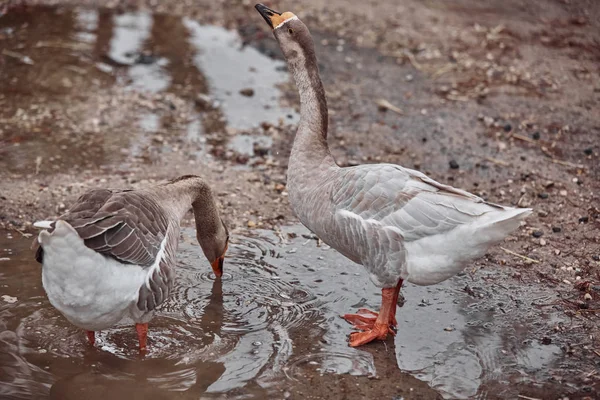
[0,225,567,399]
[0,7,296,173]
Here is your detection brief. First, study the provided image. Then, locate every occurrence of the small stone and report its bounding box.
[538,192,549,199]
[239,88,255,97]
[584,293,592,301]
[592,255,600,261]
[38,349,47,354]
[559,190,568,196]
[538,210,549,217]
[540,336,552,345]
[449,160,459,169]
[532,131,541,140]
[583,147,593,155]
[1,295,17,304]
[540,239,547,246]
[579,216,589,223]
[503,123,512,132]
[532,230,543,238]
[247,220,256,228]
[552,226,562,233]
[578,301,589,309]
[444,326,455,332]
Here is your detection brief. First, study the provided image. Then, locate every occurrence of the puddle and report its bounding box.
[228,135,273,157]
[0,225,569,399]
[0,6,296,173]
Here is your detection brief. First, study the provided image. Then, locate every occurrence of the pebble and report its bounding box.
[584,293,592,301]
[541,336,552,345]
[449,160,459,169]
[444,326,455,332]
[538,192,549,199]
[559,190,568,196]
[503,123,512,132]
[552,226,562,233]
[532,230,543,238]
[239,88,255,97]
[583,147,593,155]
[532,131,541,140]
[1,295,17,303]
[592,255,600,261]
[247,220,256,228]
[578,216,589,223]
[540,238,547,246]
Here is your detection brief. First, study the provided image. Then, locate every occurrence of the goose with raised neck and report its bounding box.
[256,4,532,347]
[33,175,229,351]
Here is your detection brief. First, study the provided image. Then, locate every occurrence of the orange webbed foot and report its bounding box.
[348,322,393,347]
[342,310,378,330]
[343,307,398,329]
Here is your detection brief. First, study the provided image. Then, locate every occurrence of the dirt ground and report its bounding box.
[1,0,599,398]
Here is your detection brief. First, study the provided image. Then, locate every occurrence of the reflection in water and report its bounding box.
[48,278,226,399]
[184,20,298,129]
[0,224,568,398]
[0,7,295,173]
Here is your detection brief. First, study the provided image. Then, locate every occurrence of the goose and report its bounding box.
[255,4,532,347]
[32,175,229,351]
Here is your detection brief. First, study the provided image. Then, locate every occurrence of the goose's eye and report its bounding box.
[288,28,294,34]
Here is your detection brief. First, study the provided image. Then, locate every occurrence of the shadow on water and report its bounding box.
[0,224,569,399]
[0,6,297,174]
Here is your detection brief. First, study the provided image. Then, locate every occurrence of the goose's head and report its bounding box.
[198,218,229,278]
[255,4,312,66]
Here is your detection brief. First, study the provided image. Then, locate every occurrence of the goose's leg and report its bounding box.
[343,279,403,330]
[86,330,95,345]
[389,279,403,327]
[348,287,396,347]
[136,323,148,351]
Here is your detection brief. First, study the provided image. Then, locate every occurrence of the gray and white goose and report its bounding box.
[33,175,229,351]
[255,4,532,347]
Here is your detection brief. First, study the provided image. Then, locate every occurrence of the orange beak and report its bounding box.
[211,256,224,278]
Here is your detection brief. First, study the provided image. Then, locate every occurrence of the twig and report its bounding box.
[35,156,42,175]
[375,99,403,115]
[482,156,509,166]
[517,396,541,400]
[593,349,600,358]
[2,49,34,65]
[500,247,540,264]
[432,63,454,79]
[14,229,33,238]
[511,133,536,144]
[403,50,426,72]
[550,158,585,169]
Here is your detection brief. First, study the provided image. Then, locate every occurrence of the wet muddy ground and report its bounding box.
[0,1,599,399]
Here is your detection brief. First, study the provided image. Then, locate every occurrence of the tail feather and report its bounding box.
[33,220,54,229]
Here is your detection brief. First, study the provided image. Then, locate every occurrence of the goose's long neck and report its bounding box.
[287,37,335,167]
[156,177,223,238]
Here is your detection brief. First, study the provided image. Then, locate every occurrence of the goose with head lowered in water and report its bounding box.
[255,4,532,347]
[33,175,229,351]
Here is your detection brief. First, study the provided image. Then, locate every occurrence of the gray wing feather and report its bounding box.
[333,164,502,243]
[36,189,170,268]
